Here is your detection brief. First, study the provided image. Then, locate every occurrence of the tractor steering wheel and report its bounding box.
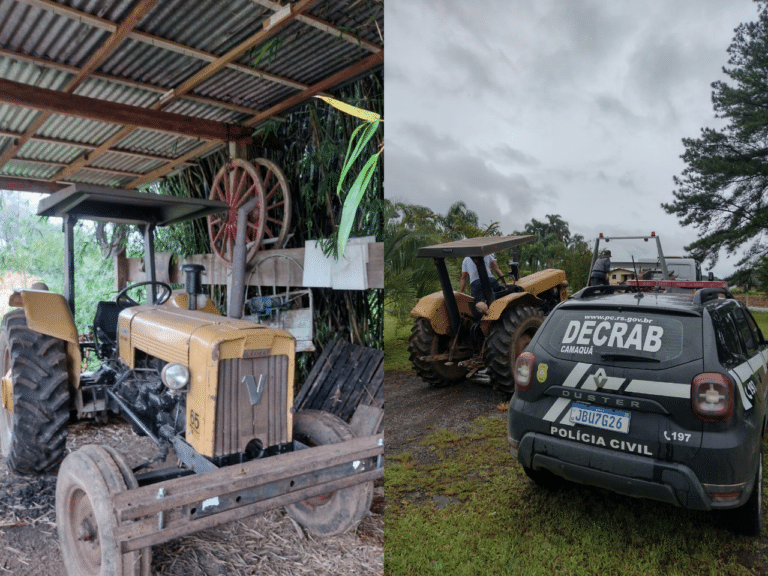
[116,281,172,308]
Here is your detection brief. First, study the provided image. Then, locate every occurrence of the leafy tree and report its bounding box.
[0,195,114,336]
[663,1,768,271]
[516,215,592,288]
[383,201,444,325]
[440,201,480,240]
[518,215,572,271]
[384,199,503,326]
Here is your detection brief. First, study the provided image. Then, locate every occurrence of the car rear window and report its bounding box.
[541,308,702,367]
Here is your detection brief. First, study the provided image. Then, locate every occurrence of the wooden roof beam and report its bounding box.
[0,0,158,170]
[0,129,196,166]
[50,0,316,184]
[11,157,148,178]
[0,176,67,194]
[126,49,383,189]
[15,0,312,92]
[249,0,382,53]
[0,79,254,143]
[163,0,319,102]
[0,48,263,117]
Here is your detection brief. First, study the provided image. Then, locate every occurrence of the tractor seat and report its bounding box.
[93,301,121,343]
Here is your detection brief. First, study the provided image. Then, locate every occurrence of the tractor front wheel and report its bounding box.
[286,410,373,537]
[484,306,544,392]
[0,310,69,474]
[408,317,468,387]
[56,444,151,575]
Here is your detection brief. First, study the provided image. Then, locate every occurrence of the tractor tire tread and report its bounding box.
[408,317,465,387]
[484,306,544,390]
[3,313,69,475]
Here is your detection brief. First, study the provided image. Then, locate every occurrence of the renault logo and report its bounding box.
[593,368,608,389]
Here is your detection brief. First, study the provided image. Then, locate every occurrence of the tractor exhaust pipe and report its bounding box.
[228,196,260,318]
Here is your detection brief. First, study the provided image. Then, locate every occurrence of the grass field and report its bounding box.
[384,313,411,371]
[385,417,768,576]
[753,310,768,337]
[384,308,768,576]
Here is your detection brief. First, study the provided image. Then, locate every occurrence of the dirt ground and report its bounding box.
[383,370,508,460]
[0,417,383,576]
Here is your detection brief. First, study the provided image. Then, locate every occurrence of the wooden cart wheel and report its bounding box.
[208,159,266,267]
[253,158,291,249]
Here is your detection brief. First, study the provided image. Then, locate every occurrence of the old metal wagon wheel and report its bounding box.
[253,158,291,249]
[208,159,266,267]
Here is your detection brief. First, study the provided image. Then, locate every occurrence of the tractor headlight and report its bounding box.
[161,363,190,391]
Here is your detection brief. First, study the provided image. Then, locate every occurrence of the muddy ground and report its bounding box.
[0,417,383,576]
[383,370,508,460]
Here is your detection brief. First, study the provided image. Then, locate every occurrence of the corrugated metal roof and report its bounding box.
[0,0,383,193]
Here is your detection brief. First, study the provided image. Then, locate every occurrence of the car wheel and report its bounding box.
[716,451,763,536]
[522,464,564,491]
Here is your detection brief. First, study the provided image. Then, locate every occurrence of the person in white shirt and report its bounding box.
[459,254,506,304]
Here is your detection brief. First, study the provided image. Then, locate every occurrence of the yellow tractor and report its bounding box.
[0,184,381,576]
[409,236,568,391]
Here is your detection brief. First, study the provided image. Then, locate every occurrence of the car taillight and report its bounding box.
[691,373,734,421]
[514,352,535,391]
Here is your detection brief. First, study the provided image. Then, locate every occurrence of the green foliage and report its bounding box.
[751,309,768,335]
[330,116,382,258]
[249,37,285,69]
[248,72,384,351]
[0,196,114,335]
[664,1,768,274]
[384,200,502,327]
[386,416,768,576]
[383,312,411,370]
[441,201,480,241]
[0,198,63,283]
[515,214,593,289]
[384,201,443,325]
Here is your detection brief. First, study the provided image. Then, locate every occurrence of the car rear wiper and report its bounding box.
[599,353,661,363]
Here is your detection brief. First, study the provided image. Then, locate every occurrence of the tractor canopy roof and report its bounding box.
[37,183,227,226]
[417,235,535,259]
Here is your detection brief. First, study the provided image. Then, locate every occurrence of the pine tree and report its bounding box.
[663,1,768,271]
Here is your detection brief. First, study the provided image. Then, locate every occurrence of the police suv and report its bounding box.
[508,286,768,535]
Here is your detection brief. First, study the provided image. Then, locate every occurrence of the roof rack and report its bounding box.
[692,288,734,305]
[573,285,640,299]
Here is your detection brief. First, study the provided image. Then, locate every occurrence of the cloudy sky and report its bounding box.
[384,0,761,277]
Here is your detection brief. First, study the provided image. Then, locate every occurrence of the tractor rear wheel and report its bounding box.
[408,317,467,387]
[286,410,373,537]
[56,444,150,576]
[484,306,544,391]
[0,310,69,475]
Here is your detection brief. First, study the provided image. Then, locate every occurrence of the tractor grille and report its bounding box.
[214,354,289,457]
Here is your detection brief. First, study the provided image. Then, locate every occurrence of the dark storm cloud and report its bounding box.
[592,95,642,125]
[393,122,539,168]
[393,122,463,159]
[491,144,540,167]
[385,138,555,232]
[618,172,637,190]
[627,31,730,127]
[427,41,512,98]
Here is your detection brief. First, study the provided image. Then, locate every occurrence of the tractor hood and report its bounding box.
[118,305,294,368]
